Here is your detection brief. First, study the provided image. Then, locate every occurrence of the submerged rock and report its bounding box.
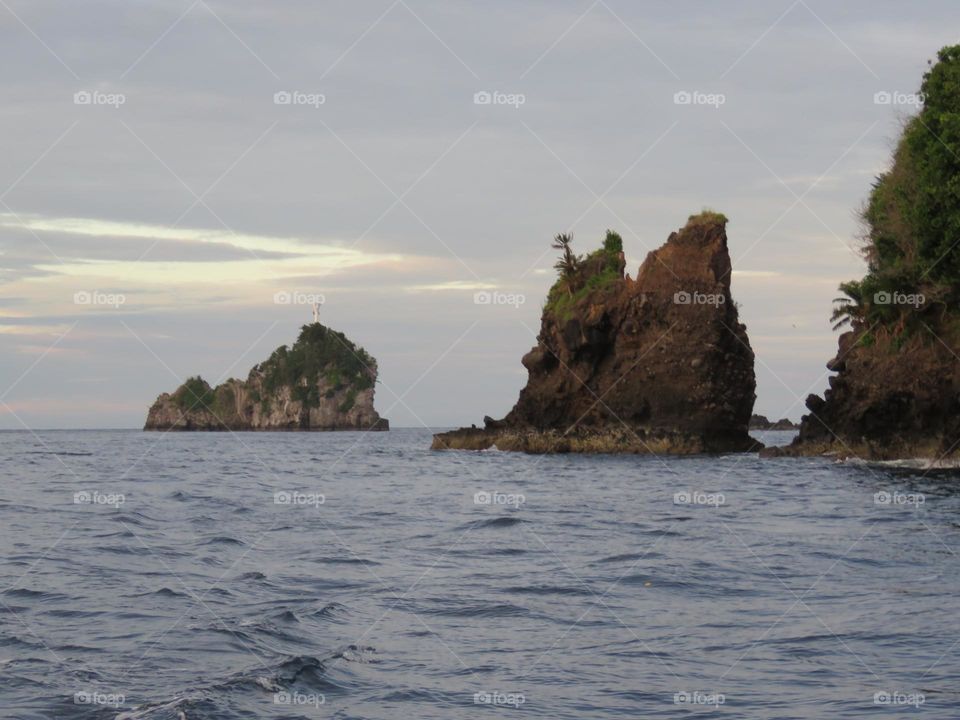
[433,213,761,453]
[144,323,388,431]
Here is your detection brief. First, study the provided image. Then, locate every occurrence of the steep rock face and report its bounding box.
[764,326,960,459]
[763,46,960,462]
[433,214,760,453]
[144,324,388,431]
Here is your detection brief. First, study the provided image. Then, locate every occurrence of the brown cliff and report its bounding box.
[433,213,760,453]
[763,322,960,460]
[760,45,960,463]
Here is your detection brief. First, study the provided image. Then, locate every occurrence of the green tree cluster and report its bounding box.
[834,45,960,335]
[258,324,374,408]
[545,230,624,320]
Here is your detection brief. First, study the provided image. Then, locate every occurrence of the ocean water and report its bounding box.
[1,428,959,719]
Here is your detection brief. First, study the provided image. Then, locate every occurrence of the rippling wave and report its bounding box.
[1,429,959,719]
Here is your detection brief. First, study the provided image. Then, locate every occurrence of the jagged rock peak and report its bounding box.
[433,213,759,453]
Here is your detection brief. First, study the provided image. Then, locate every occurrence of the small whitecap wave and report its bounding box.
[839,456,960,470]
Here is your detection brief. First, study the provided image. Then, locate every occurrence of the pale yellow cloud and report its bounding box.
[405,280,499,292]
[4,214,412,320]
[732,270,781,279]
[4,213,406,285]
[0,324,72,336]
[32,255,402,285]
[0,213,361,256]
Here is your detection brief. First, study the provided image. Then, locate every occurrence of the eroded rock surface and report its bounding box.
[762,327,960,460]
[433,214,760,453]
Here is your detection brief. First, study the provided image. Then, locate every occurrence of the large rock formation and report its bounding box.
[144,323,388,431]
[763,325,960,460]
[765,45,960,462]
[433,213,760,453]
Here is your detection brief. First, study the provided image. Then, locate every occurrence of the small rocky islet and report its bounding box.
[144,323,388,431]
[433,213,761,454]
[749,415,800,431]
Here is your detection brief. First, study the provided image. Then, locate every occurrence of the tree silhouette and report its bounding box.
[830,280,865,331]
[551,233,580,295]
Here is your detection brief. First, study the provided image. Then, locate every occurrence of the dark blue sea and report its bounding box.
[2,429,959,719]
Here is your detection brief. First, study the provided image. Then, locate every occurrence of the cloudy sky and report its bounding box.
[0,0,955,430]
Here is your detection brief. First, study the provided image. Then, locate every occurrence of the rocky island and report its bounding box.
[749,414,799,431]
[433,213,761,453]
[144,323,388,431]
[767,45,960,461]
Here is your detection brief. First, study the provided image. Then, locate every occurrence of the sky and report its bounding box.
[0,0,956,430]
